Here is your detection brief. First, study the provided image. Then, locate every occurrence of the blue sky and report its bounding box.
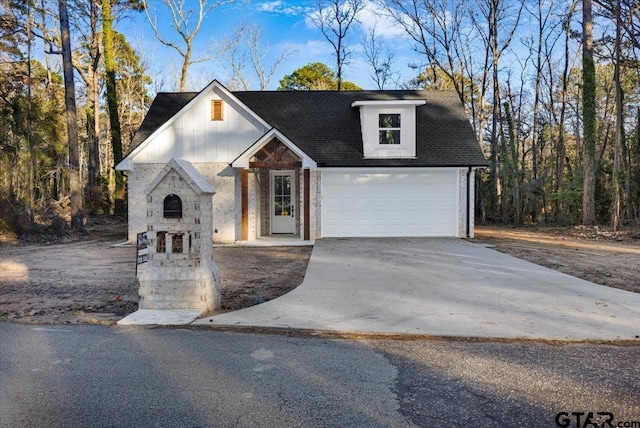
[118,0,417,93]
[115,0,584,98]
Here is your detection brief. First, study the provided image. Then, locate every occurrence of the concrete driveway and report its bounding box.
[194,238,640,341]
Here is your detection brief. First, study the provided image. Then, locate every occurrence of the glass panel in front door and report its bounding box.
[271,172,295,234]
[274,175,292,217]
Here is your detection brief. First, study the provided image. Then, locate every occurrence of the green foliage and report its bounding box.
[553,165,584,225]
[0,59,68,233]
[113,31,152,151]
[102,0,125,216]
[278,62,361,91]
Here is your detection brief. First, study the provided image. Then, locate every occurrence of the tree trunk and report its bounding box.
[582,0,596,225]
[102,0,124,216]
[87,0,100,189]
[556,2,577,219]
[26,2,36,220]
[180,43,191,91]
[611,0,622,230]
[58,0,84,230]
[530,0,545,223]
[489,3,501,217]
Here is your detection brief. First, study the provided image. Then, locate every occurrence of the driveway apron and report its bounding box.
[194,238,640,340]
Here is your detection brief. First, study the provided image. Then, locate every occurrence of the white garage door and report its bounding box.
[321,169,459,237]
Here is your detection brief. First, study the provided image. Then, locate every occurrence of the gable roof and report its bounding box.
[231,128,317,169]
[129,92,198,150]
[122,87,487,168]
[119,80,272,170]
[145,158,215,196]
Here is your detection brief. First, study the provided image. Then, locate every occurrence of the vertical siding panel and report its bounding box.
[131,90,269,164]
[182,110,191,159]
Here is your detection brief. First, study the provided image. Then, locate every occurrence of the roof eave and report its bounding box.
[117,80,271,169]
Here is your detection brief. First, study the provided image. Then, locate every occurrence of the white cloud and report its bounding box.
[357,0,406,40]
[257,1,312,16]
[256,1,283,12]
[286,39,335,58]
[305,1,406,38]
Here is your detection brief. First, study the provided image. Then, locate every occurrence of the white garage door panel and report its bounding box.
[321,170,458,237]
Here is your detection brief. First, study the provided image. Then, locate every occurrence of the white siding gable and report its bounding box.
[352,100,426,159]
[130,85,270,165]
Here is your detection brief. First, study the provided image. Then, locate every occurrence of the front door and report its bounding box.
[270,170,296,234]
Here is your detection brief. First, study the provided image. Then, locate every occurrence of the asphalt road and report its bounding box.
[1,323,639,427]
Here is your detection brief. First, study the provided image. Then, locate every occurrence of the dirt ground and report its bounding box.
[1,221,638,325]
[473,225,640,294]
[0,220,311,325]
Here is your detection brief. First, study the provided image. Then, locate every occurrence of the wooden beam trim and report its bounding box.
[249,161,302,169]
[258,147,276,161]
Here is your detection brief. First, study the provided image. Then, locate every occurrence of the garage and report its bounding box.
[321,168,459,237]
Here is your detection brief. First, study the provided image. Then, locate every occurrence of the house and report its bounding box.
[115,80,487,243]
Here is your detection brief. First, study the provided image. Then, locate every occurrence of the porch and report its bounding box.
[234,131,317,242]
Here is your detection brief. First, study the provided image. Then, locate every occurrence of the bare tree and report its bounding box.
[69,0,102,190]
[58,0,84,230]
[142,0,236,91]
[384,0,521,216]
[612,0,622,229]
[471,0,524,216]
[582,0,597,225]
[101,0,127,215]
[217,23,293,90]
[384,0,467,96]
[522,0,560,221]
[556,1,578,216]
[362,26,397,89]
[310,0,365,90]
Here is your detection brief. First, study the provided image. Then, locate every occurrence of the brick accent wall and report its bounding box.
[257,168,302,237]
[457,168,475,238]
[128,162,238,243]
[258,169,269,236]
[138,163,220,312]
[312,170,321,239]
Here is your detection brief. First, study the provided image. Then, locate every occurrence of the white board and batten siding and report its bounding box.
[321,168,460,238]
[130,89,269,165]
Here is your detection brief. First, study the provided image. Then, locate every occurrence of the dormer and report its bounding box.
[352,99,426,159]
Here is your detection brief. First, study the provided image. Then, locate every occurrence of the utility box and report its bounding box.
[138,158,220,313]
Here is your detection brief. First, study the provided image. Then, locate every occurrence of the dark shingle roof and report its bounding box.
[125,89,487,167]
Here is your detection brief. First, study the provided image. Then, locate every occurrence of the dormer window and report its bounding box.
[352,99,425,159]
[379,114,401,145]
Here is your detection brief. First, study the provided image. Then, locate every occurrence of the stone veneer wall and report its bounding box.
[468,169,476,237]
[138,166,220,312]
[312,170,321,239]
[129,163,322,242]
[258,169,269,236]
[457,168,475,238]
[294,169,301,236]
[248,171,258,240]
[128,162,239,243]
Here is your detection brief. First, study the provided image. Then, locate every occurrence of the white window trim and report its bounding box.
[378,113,402,145]
[352,100,424,159]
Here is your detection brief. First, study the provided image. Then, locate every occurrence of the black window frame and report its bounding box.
[163,194,183,218]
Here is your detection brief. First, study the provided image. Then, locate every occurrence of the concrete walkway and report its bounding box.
[194,238,640,341]
[118,309,204,326]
